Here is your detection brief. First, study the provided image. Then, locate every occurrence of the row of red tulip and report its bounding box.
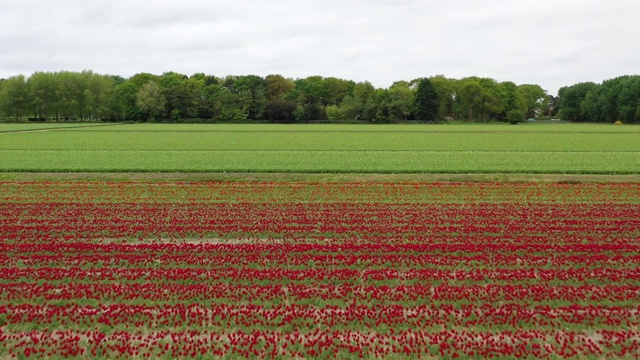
[1,181,639,358]
[2,327,638,358]
[2,202,638,243]
[4,302,638,330]
[3,265,639,282]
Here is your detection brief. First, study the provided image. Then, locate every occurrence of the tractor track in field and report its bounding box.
[0,129,53,134]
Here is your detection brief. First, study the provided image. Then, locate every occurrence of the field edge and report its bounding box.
[2,172,640,183]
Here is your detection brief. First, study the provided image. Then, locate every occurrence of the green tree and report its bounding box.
[616,76,640,123]
[158,72,189,120]
[109,75,126,86]
[454,77,483,121]
[0,75,31,121]
[293,76,329,121]
[85,73,114,121]
[136,81,166,121]
[129,72,160,88]
[179,77,206,119]
[430,75,457,119]
[295,76,329,106]
[557,82,597,121]
[56,71,85,120]
[265,74,294,101]
[265,75,296,123]
[477,78,502,122]
[517,84,546,118]
[234,75,267,120]
[338,95,363,121]
[197,83,220,120]
[353,81,375,104]
[293,98,326,122]
[325,104,345,121]
[371,89,392,123]
[111,72,159,120]
[498,81,522,117]
[414,78,439,121]
[28,72,59,120]
[579,87,606,122]
[208,84,248,122]
[265,98,296,123]
[109,81,140,121]
[506,109,525,124]
[387,81,414,121]
[352,81,375,121]
[325,77,355,105]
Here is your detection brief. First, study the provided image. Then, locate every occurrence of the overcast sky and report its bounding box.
[1,0,638,95]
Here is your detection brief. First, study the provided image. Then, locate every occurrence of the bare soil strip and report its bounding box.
[1,172,639,183]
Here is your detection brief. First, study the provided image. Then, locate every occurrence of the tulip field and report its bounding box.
[1,180,639,359]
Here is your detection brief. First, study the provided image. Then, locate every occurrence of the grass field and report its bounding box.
[0,123,638,174]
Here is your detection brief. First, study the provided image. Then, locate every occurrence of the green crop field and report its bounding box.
[0,123,638,174]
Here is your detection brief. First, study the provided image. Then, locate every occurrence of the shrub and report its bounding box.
[507,110,525,125]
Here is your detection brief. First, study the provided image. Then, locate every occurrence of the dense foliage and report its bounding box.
[558,76,640,123]
[1,71,638,123]
[0,71,550,123]
[414,78,439,121]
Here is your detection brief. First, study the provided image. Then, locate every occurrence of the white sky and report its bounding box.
[1,0,638,95]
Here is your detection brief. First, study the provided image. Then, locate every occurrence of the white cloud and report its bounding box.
[1,0,639,94]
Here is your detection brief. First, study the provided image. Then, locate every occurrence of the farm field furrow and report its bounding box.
[1,181,639,359]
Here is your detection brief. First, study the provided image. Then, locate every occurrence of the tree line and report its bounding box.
[558,76,640,123]
[0,70,637,123]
